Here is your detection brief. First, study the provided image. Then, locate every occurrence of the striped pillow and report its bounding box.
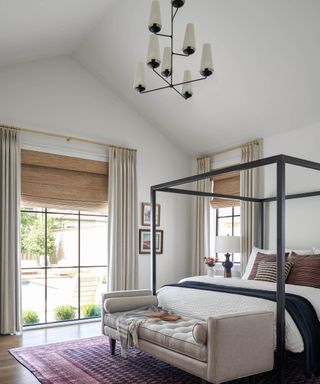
[248,252,289,280]
[254,261,293,283]
[286,252,320,288]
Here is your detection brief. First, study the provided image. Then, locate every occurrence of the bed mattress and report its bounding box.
[157,276,320,353]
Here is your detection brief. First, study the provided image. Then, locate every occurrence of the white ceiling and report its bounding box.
[1,0,320,155]
[0,0,112,65]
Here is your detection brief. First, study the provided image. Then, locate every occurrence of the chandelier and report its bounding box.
[133,0,214,100]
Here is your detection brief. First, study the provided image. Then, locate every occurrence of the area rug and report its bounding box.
[9,336,319,384]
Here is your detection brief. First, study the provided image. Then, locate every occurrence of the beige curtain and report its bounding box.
[107,148,137,291]
[0,127,22,334]
[240,142,261,275]
[192,156,211,275]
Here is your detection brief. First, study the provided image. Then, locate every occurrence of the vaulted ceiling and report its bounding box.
[1,0,320,155]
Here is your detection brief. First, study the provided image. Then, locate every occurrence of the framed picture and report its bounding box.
[139,229,163,254]
[141,202,160,226]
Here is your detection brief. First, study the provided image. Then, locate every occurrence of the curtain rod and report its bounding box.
[197,138,262,160]
[1,124,137,152]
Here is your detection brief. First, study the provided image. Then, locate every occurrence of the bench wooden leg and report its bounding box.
[109,338,116,355]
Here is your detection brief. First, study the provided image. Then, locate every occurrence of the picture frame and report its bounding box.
[141,202,160,226]
[139,229,163,254]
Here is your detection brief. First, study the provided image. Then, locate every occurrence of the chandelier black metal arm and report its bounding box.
[140,68,207,99]
[134,1,213,99]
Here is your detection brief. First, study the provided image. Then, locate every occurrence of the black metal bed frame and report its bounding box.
[150,154,320,384]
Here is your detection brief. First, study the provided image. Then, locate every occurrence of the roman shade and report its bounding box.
[21,150,108,213]
[210,172,240,209]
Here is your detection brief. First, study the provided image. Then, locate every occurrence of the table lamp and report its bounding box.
[215,235,240,278]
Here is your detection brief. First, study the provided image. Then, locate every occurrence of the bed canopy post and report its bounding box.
[258,201,264,249]
[151,188,157,295]
[276,156,286,384]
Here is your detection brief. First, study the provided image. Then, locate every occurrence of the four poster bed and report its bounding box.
[149,154,320,383]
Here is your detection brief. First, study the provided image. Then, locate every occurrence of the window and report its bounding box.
[215,206,240,263]
[21,208,108,326]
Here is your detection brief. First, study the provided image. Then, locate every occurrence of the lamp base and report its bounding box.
[222,252,234,278]
[149,23,162,34]
[183,91,193,99]
[147,59,160,69]
[135,84,146,93]
[172,0,185,8]
[200,68,214,77]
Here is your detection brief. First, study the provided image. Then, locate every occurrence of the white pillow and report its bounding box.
[242,247,277,279]
[286,249,312,255]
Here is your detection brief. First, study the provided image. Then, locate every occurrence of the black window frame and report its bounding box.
[215,206,240,264]
[21,207,108,326]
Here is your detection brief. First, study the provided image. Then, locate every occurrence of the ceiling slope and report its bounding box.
[75,0,320,155]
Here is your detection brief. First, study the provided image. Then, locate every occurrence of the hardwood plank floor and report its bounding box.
[0,321,101,384]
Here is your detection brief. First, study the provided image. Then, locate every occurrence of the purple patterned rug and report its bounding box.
[9,336,319,384]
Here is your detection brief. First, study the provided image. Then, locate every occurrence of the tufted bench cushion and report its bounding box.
[139,318,208,362]
[104,312,207,362]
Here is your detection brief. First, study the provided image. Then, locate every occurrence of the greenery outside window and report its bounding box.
[21,207,108,326]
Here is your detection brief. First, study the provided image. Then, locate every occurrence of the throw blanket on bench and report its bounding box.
[116,306,158,358]
[164,281,320,377]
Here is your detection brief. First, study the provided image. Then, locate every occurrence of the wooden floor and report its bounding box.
[0,321,101,384]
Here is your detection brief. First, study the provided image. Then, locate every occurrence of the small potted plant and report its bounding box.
[204,256,219,277]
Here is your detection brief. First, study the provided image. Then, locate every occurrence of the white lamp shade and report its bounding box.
[215,236,240,254]
[200,43,214,76]
[182,70,193,96]
[148,0,162,33]
[161,47,172,77]
[133,62,146,91]
[183,23,196,55]
[146,34,161,67]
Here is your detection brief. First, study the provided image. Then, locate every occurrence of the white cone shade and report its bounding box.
[183,23,196,54]
[161,47,172,77]
[146,34,161,67]
[133,62,146,91]
[148,0,162,33]
[200,43,214,76]
[182,70,193,95]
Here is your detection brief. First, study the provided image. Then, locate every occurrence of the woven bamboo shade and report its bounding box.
[21,150,108,213]
[210,172,240,209]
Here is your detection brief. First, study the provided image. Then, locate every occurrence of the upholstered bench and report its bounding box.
[102,290,274,384]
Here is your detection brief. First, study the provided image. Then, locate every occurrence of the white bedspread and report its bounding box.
[157,276,320,353]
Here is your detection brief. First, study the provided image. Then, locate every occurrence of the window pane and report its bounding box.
[233,253,241,263]
[234,206,240,215]
[217,217,233,236]
[80,267,107,318]
[47,214,79,267]
[22,269,45,324]
[217,207,232,217]
[47,268,79,322]
[234,216,240,236]
[21,211,45,268]
[80,216,108,266]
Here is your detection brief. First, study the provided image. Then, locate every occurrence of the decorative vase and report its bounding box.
[207,266,215,277]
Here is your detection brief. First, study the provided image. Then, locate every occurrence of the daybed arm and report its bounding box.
[206,311,274,383]
[101,290,155,333]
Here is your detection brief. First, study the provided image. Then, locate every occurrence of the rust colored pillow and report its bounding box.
[248,252,289,280]
[286,252,320,289]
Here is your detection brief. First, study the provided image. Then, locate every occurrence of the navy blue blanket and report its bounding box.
[164,281,320,377]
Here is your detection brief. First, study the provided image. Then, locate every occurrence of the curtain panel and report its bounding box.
[240,142,261,275]
[0,127,22,334]
[192,156,211,275]
[107,148,137,291]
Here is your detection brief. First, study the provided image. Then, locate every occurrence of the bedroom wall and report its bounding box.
[262,122,320,250]
[0,55,192,289]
